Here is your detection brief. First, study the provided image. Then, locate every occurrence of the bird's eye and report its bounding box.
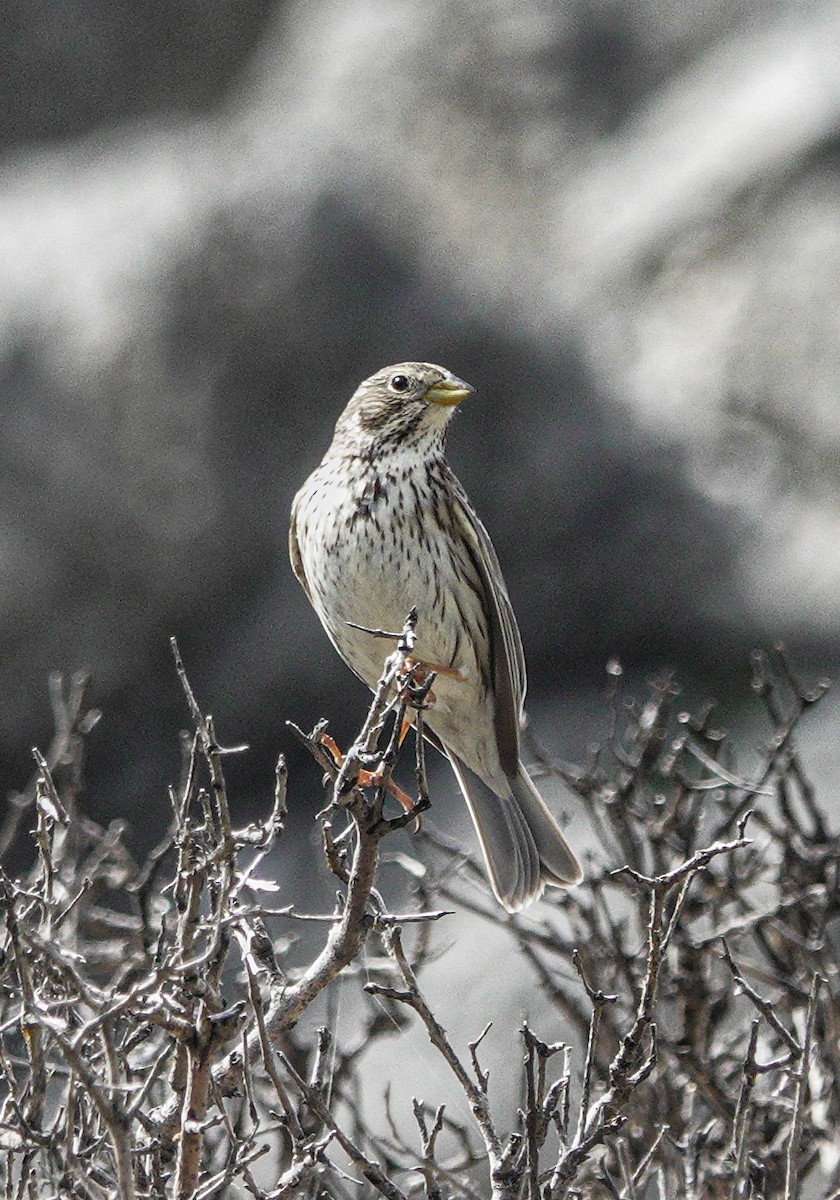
[389,374,410,393]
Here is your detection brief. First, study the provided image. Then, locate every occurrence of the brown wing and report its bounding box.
[444,473,527,779]
[288,490,312,600]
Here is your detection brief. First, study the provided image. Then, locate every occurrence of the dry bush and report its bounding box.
[0,620,836,1199]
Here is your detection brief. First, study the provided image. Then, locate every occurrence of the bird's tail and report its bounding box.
[447,753,582,913]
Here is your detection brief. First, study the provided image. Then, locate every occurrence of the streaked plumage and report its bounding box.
[290,362,582,910]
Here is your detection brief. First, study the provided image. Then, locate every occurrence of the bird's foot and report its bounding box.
[318,732,416,813]
[404,656,466,682]
[400,657,465,707]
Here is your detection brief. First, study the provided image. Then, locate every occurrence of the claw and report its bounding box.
[401,657,466,707]
[318,733,416,813]
[404,656,466,683]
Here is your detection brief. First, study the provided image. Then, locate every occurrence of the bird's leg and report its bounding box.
[398,657,465,713]
[315,658,458,813]
[317,732,415,813]
[404,656,466,683]
[394,654,467,748]
[396,658,449,745]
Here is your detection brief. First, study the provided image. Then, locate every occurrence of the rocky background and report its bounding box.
[3,0,840,846]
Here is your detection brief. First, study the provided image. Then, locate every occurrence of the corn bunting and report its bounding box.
[289,362,582,910]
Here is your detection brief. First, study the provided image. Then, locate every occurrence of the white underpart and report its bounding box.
[294,441,507,794]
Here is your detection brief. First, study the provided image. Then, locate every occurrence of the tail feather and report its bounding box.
[446,751,581,912]
[510,766,583,889]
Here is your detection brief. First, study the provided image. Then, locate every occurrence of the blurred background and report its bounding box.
[2,0,840,866]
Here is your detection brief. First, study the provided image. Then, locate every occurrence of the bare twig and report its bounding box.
[0,643,834,1199]
[783,973,823,1200]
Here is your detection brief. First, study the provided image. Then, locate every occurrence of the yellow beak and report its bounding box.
[425,375,475,406]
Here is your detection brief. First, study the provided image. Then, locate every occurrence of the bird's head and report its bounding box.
[332,363,475,457]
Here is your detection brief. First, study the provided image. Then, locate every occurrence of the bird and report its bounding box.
[289,362,582,911]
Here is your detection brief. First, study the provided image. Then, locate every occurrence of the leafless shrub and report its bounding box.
[0,625,836,1199]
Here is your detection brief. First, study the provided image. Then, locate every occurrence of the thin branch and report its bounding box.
[783,974,823,1200]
